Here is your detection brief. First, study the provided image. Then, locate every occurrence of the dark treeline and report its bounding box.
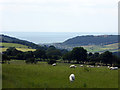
[1,46,67,64]
[1,46,120,67]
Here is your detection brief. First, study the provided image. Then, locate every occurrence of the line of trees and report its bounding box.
[63,47,119,66]
[1,46,120,67]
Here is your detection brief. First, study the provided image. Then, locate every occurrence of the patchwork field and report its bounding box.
[2,60,119,88]
[79,43,118,53]
[0,42,119,53]
[0,43,36,52]
[54,43,119,53]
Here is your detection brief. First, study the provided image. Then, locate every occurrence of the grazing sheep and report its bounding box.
[70,65,77,68]
[107,66,110,68]
[109,67,118,70]
[80,65,83,67]
[97,65,100,68]
[90,65,94,68]
[52,63,56,66]
[87,65,90,67]
[69,74,75,82]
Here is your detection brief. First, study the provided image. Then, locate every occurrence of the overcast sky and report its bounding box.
[0,0,119,32]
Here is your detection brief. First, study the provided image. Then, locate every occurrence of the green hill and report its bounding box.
[0,34,46,52]
[0,43,36,52]
[62,35,118,46]
[0,34,45,49]
[52,43,119,53]
[1,42,29,48]
[51,35,119,53]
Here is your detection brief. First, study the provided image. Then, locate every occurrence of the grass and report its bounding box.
[16,48,36,52]
[81,43,119,53]
[0,42,119,53]
[0,43,29,48]
[0,43,36,52]
[2,60,119,88]
[62,43,119,53]
[1,48,36,52]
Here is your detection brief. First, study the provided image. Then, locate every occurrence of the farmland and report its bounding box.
[0,43,36,52]
[0,42,119,53]
[82,43,119,53]
[53,43,119,53]
[2,60,118,88]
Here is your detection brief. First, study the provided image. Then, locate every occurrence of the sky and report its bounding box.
[0,0,119,32]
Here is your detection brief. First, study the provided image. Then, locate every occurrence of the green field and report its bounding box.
[2,60,118,88]
[0,43,36,52]
[81,43,119,53]
[56,43,119,53]
[1,43,29,48]
[1,42,119,53]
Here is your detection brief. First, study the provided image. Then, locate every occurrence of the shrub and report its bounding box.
[47,60,56,65]
[25,58,37,64]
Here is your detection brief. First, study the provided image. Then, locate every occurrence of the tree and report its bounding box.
[5,47,22,56]
[4,47,23,60]
[71,47,87,63]
[34,49,46,60]
[63,51,72,63]
[16,53,24,60]
[23,51,34,60]
[88,52,93,57]
[2,54,10,63]
[100,51,114,66]
[92,52,100,63]
[47,59,56,65]
[25,58,37,64]
[46,49,62,60]
[87,52,93,62]
[47,46,56,51]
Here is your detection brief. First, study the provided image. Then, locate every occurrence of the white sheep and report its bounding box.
[90,65,94,68]
[109,67,118,70]
[70,65,77,68]
[87,65,90,67]
[52,63,56,66]
[97,65,100,68]
[69,74,75,82]
[80,65,83,67]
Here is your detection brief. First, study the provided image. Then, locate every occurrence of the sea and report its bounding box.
[1,32,118,44]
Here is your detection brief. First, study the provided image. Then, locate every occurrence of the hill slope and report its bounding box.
[0,34,45,49]
[51,35,119,52]
[0,42,36,52]
[62,35,118,46]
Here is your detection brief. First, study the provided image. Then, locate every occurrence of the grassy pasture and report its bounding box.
[1,48,36,52]
[0,43,29,48]
[0,42,119,53]
[0,43,36,52]
[82,43,119,53]
[2,60,118,88]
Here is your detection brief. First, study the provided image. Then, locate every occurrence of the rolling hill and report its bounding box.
[62,35,118,46]
[0,34,45,49]
[50,35,119,53]
[1,34,119,53]
[0,42,36,52]
[0,34,47,52]
[0,34,47,50]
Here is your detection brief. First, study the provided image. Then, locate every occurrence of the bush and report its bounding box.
[25,58,37,64]
[47,60,56,65]
[88,62,95,66]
